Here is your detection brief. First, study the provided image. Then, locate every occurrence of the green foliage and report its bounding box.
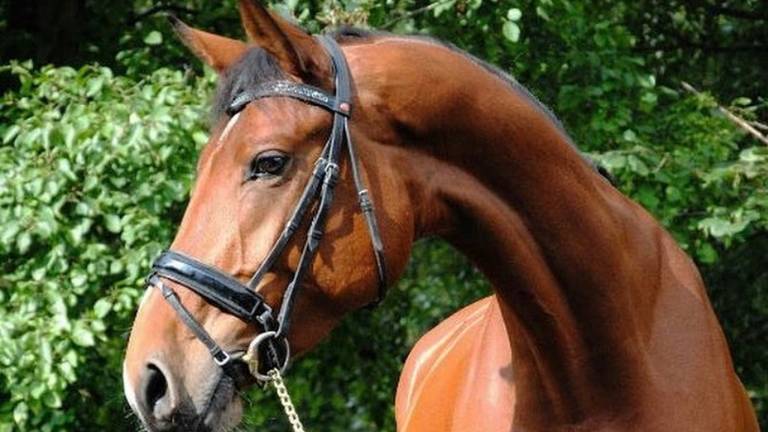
[0,62,213,430]
[592,93,767,260]
[0,0,766,430]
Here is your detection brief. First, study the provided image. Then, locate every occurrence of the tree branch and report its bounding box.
[706,5,768,21]
[634,43,768,54]
[750,121,768,132]
[382,0,454,29]
[128,4,196,25]
[681,81,768,146]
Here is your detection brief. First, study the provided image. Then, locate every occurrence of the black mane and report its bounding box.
[211,28,566,137]
[211,47,287,121]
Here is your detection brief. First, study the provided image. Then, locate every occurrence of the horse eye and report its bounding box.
[249,152,290,180]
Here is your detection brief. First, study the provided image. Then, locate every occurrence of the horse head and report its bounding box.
[123,2,418,430]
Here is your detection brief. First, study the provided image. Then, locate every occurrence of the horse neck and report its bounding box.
[367,40,665,425]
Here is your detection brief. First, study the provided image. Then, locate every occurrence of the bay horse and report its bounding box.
[123,1,758,431]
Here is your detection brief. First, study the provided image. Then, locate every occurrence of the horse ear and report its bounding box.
[170,16,248,73]
[237,0,331,85]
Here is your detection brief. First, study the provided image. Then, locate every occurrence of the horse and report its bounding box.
[122,1,759,431]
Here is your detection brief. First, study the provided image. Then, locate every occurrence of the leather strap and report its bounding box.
[227,80,348,117]
[151,251,275,327]
[247,151,329,290]
[320,35,388,303]
[153,278,233,367]
[148,35,388,379]
[346,120,388,304]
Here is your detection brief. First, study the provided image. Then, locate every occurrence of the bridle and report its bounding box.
[145,35,387,382]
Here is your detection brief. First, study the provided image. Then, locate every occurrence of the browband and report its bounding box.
[227,80,351,117]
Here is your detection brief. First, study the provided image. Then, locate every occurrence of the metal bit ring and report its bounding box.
[244,331,290,382]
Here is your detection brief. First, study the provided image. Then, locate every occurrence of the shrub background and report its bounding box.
[0,0,766,430]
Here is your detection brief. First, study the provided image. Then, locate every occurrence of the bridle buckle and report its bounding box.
[213,349,232,367]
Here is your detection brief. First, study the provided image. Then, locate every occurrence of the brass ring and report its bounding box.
[245,331,290,382]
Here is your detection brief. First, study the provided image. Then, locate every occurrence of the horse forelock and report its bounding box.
[210,47,287,123]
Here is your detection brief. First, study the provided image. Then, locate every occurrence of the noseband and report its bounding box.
[146,35,387,380]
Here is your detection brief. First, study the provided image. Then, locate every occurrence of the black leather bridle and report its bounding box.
[146,35,387,381]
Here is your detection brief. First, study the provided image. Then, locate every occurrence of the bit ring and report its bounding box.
[245,331,290,382]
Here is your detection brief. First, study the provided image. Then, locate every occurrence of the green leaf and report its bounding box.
[13,402,28,424]
[30,382,47,399]
[70,271,88,288]
[698,216,752,238]
[69,219,93,244]
[0,222,21,246]
[109,259,124,274]
[72,324,95,347]
[638,74,656,88]
[40,339,52,365]
[91,319,106,333]
[86,76,104,97]
[740,147,766,163]
[3,124,21,144]
[502,21,521,43]
[732,97,751,106]
[535,5,550,20]
[627,155,649,176]
[59,361,77,382]
[57,158,77,181]
[93,299,112,318]
[433,0,456,17]
[192,131,209,146]
[43,392,62,408]
[636,185,659,209]
[622,129,637,142]
[17,231,32,254]
[104,214,122,233]
[144,31,163,46]
[507,8,522,21]
[696,242,718,264]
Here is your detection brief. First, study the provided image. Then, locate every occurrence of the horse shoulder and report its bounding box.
[396,295,516,432]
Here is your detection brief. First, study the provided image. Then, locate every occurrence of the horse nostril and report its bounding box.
[143,363,169,417]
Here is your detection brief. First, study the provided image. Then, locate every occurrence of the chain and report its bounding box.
[267,368,306,432]
[242,335,303,431]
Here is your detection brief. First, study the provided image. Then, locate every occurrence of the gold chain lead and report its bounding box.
[267,368,306,432]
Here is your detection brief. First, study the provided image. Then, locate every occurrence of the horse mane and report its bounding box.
[212,27,560,128]
[210,27,614,182]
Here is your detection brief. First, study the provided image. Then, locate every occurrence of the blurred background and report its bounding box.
[0,0,766,430]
